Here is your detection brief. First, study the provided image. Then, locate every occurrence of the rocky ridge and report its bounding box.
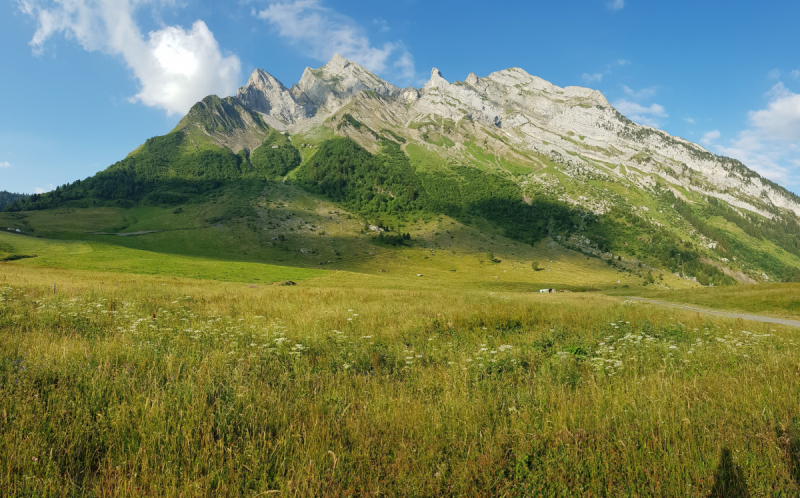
[192,54,800,221]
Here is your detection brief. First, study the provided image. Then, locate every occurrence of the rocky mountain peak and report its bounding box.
[423,68,448,91]
[236,68,310,126]
[292,54,399,117]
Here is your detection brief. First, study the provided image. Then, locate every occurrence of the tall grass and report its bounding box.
[1,266,799,496]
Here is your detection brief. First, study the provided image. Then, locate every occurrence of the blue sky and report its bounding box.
[2,0,799,194]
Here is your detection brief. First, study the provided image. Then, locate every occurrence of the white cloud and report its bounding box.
[684,117,696,124]
[257,0,418,85]
[700,129,720,145]
[607,0,624,10]
[19,0,241,116]
[748,83,800,142]
[622,84,657,100]
[704,83,800,186]
[34,183,55,194]
[767,69,782,80]
[613,99,668,127]
[0,161,10,168]
[792,70,800,80]
[615,59,630,66]
[582,72,603,84]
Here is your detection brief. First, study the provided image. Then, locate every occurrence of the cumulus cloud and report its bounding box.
[582,72,603,84]
[19,0,241,115]
[702,83,800,186]
[607,0,624,10]
[0,161,10,168]
[256,0,418,85]
[614,99,668,128]
[748,83,800,142]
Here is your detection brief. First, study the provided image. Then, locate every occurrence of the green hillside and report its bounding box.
[0,191,26,211]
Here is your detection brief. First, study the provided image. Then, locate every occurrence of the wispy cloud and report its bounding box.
[622,84,657,100]
[700,129,720,145]
[613,99,668,128]
[607,0,624,11]
[0,161,10,168]
[792,70,800,80]
[701,82,800,186]
[767,69,782,80]
[684,117,696,124]
[582,72,603,84]
[256,0,418,85]
[580,59,631,86]
[19,0,241,115]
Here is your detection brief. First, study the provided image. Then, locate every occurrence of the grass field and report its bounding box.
[0,232,324,284]
[2,263,800,496]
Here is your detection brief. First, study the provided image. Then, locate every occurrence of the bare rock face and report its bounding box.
[294,53,400,115]
[403,65,800,217]
[234,54,400,129]
[236,69,311,125]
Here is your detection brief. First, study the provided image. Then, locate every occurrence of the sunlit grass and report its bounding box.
[1,265,799,496]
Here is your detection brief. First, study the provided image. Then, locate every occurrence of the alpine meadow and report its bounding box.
[3,52,800,496]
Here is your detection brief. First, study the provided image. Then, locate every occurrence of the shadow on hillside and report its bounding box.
[462,197,590,248]
[707,448,749,498]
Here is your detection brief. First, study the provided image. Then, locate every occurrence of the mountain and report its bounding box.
[6,55,800,285]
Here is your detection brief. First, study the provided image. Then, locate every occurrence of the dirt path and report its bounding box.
[625,296,800,329]
[88,227,209,237]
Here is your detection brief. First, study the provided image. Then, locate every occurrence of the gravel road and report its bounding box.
[624,296,800,329]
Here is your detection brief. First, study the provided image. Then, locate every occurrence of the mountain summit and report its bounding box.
[236,54,399,128]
